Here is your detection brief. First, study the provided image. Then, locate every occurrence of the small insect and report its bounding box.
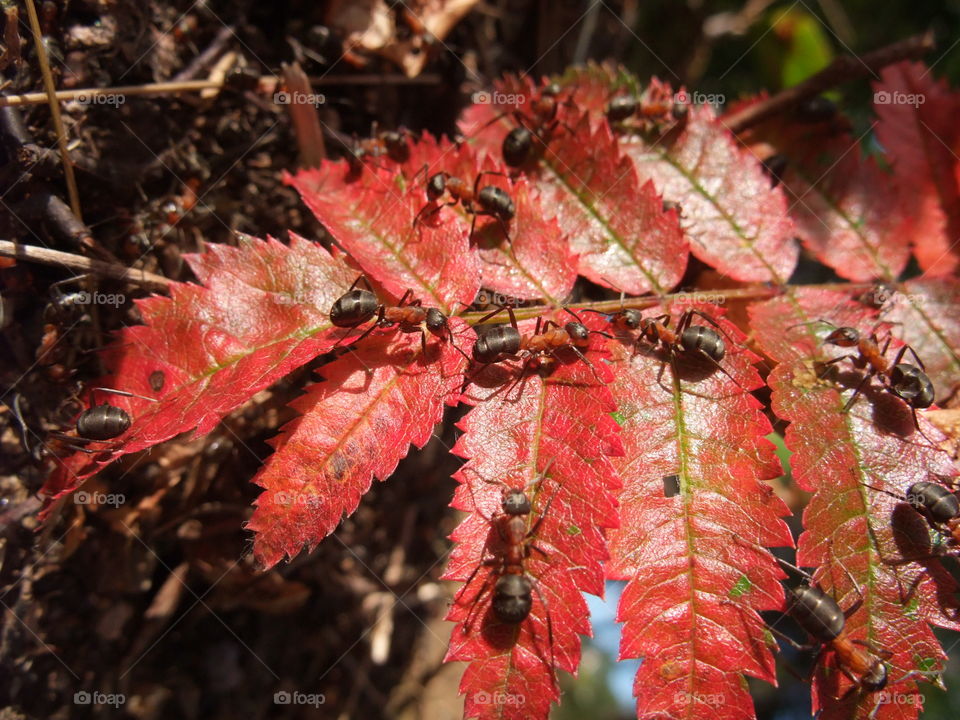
[469,306,610,383]
[328,277,468,359]
[472,83,576,167]
[778,561,891,698]
[412,169,515,242]
[604,82,688,135]
[865,479,960,563]
[455,462,560,686]
[798,321,936,439]
[49,388,153,455]
[346,128,410,175]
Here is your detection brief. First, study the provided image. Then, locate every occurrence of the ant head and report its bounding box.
[616,308,642,330]
[890,364,935,409]
[862,661,888,691]
[502,487,531,516]
[426,172,446,200]
[824,326,860,347]
[564,321,590,342]
[425,307,448,333]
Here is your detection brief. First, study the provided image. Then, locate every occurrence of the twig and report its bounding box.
[172,25,235,82]
[0,240,169,289]
[281,61,326,167]
[0,74,444,108]
[723,31,935,133]
[23,0,82,220]
[462,282,877,325]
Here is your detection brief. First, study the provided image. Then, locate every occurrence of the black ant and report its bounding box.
[774,558,890,696]
[473,83,576,168]
[604,81,688,135]
[346,128,410,175]
[48,387,153,455]
[455,462,560,687]
[469,306,610,383]
[864,479,960,563]
[412,169,515,242]
[588,307,743,389]
[795,321,936,439]
[328,277,468,359]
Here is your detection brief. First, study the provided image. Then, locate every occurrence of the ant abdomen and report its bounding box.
[789,585,844,641]
[330,289,379,328]
[890,364,935,409]
[477,186,515,221]
[76,404,132,441]
[680,325,726,363]
[906,481,959,523]
[502,127,533,167]
[472,325,522,363]
[493,574,533,623]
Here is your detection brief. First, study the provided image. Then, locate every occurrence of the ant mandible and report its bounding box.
[328,277,469,359]
[412,169,515,243]
[455,461,560,687]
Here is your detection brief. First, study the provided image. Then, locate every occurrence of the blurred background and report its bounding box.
[1,1,960,718]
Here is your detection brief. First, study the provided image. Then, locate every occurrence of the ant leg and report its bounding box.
[842,373,875,412]
[686,308,738,345]
[891,343,926,371]
[460,565,496,635]
[90,387,157,403]
[347,275,374,292]
[527,574,559,691]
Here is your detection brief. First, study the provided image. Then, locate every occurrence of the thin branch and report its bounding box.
[462,282,877,325]
[0,74,444,108]
[723,31,935,133]
[0,240,169,289]
[23,0,82,220]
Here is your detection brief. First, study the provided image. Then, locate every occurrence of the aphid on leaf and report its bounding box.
[328,277,468,359]
[412,169,515,242]
[456,462,561,687]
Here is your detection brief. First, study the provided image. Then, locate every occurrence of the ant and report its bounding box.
[346,128,410,175]
[412,169,515,242]
[604,81,688,135]
[588,307,742,389]
[864,479,960,564]
[773,558,891,698]
[473,83,576,168]
[455,462,560,687]
[328,277,468,359]
[469,306,610,383]
[48,387,153,455]
[795,321,936,439]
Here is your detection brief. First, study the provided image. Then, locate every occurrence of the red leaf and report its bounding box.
[873,61,960,276]
[288,146,481,311]
[41,234,357,503]
[248,318,472,569]
[885,278,960,403]
[444,313,623,720]
[602,303,791,720]
[783,135,912,282]
[750,288,960,719]
[460,75,688,295]
[622,104,799,283]
[399,135,578,304]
